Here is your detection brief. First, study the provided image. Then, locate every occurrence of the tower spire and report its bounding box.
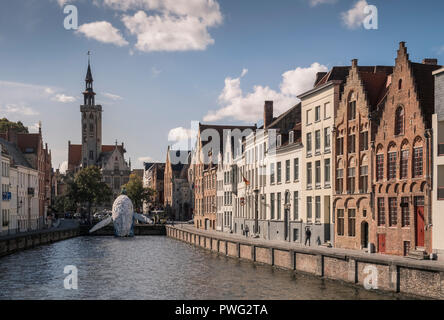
[83,51,96,106]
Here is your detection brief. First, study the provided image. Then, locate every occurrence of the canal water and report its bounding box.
[0,236,412,300]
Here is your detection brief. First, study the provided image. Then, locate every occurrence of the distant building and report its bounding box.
[67,60,131,203]
[142,162,165,213]
[164,147,192,221]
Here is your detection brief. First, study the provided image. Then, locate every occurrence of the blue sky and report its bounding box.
[0,0,443,170]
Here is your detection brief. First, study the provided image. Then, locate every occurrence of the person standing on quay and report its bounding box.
[305,227,311,246]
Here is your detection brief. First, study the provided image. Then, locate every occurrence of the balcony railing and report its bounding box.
[438,144,444,156]
[438,187,444,200]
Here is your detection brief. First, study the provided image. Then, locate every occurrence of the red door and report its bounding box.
[378,234,386,253]
[416,206,425,247]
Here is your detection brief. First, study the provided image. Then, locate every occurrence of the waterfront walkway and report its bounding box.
[174,223,444,271]
[0,219,79,241]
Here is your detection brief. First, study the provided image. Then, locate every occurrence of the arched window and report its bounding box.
[348,92,356,120]
[395,106,404,135]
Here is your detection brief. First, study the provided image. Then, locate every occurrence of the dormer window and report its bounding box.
[289,131,294,144]
[277,135,282,147]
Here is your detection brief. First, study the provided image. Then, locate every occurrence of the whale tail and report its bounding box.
[134,213,153,224]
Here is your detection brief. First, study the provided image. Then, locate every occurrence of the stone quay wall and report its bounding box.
[0,227,79,258]
[166,225,444,299]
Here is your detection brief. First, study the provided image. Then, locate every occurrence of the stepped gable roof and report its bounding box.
[169,150,191,178]
[0,138,32,168]
[68,144,125,168]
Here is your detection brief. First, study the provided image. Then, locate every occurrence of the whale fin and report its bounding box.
[134,213,153,224]
[89,216,113,233]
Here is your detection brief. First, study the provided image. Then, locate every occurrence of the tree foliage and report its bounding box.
[123,173,156,213]
[0,118,29,133]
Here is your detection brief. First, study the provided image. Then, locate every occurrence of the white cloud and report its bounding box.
[168,127,197,142]
[203,63,328,123]
[59,161,68,174]
[0,104,39,116]
[309,0,337,7]
[437,46,444,55]
[122,11,217,52]
[52,94,76,103]
[341,0,368,29]
[77,21,129,47]
[102,92,123,100]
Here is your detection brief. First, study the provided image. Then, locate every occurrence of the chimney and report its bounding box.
[6,127,18,146]
[422,58,438,65]
[351,59,358,67]
[264,101,273,129]
[399,41,406,49]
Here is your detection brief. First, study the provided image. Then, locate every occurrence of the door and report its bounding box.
[416,206,425,247]
[361,222,369,249]
[378,234,386,253]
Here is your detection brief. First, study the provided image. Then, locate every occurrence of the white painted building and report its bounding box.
[1,150,11,236]
[298,74,345,247]
[432,67,444,259]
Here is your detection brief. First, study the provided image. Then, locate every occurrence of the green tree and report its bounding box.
[123,173,156,213]
[0,118,29,133]
[67,166,112,222]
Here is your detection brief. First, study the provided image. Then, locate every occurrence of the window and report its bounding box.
[348,209,356,236]
[307,197,312,221]
[277,162,282,183]
[401,197,410,227]
[285,160,290,182]
[337,209,345,236]
[307,162,312,188]
[293,191,299,220]
[315,106,321,121]
[277,135,282,147]
[324,159,331,185]
[348,134,356,153]
[324,102,331,119]
[348,100,356,120]
[388,152,397,180]
[315,196,321,221]
[293,229,299,241]
[376,154,384,181]
[277,192,281,220]
[360,165,368,193]
[270,193,275,219]
[336,169,344,194]
[270,163,275,184]
[413,147,423,177]
[360,131,368,151]
[398,79,402,90]
[293,158,299,181]
[315,161,321,187]
[324,127,331,151]
[315,130,321,152]
[289,131,294,144]
[378,198,386,226]
[400,150,409,179]
[389,198,398,226]
[348,167,356,194]
[403,241,411,256]
[89,150,94,160]
[395,107,404,135]
[306,109,311,125]
[306,133,312,154]
[336,137,344,155]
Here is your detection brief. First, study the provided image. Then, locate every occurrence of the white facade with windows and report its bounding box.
[298,81,340,246]
[1,152,11,235]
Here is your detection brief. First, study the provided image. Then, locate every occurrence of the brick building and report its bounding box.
[372,42,440,256]
[333,60,393,251]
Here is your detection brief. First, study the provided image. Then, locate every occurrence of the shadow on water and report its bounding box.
[0,236,417,300]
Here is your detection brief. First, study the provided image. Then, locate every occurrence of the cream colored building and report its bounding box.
[432,67,444,259]
[298,74,346,247]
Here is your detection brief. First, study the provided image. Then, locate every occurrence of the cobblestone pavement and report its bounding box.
[173,223,444,270]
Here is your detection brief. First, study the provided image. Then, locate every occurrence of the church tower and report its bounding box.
[80,58,102,168]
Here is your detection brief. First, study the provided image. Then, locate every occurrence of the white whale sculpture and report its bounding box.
[89,194,152,237]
